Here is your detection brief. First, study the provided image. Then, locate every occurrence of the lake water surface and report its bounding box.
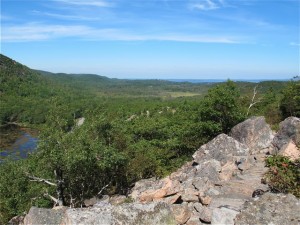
[0,125,38,161]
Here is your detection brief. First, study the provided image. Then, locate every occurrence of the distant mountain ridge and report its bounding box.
[35,69,110,80]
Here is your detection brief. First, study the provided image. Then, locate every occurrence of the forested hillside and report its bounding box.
[0,54,299,224]
[0,55,95,126]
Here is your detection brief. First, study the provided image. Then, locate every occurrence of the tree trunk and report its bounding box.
[54,168,65,206]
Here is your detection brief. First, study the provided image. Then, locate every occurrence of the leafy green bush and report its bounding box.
[198,80,245,133]
[264,155,300,197]
[280,81,300,118]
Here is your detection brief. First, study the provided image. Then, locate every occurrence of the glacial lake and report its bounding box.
[0,125,38,162]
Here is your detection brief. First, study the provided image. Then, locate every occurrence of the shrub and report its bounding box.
[264,155,300,197]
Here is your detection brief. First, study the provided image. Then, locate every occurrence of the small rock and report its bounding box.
[236,157,251,171]
[206,188,220,196]
[278,139,300,161]
[219,161,237,181]
[181,188,199,203]
[251,189,265,198]
[193,203,212,223]
[158,193,181,204]
[75,117,85,127]
[195,159,221,182]
[191,177,213,193]
[84,196,100,207]
[171,204,191,224]
[211,207,239,225]
[109,195,127,205]
[134,177,183,203]
[199,195,212,205]
[186,212,202,225]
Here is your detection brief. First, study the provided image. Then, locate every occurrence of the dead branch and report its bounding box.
[97,181,111,196]
[44,193,63,206]
[246,85,261,116]
[26,173,57,186]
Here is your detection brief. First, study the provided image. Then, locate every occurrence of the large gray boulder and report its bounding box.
[61,202,176,225]
[24,206,67,225]
[193,133,249,165]
[193,133,251,181]
[62,202,113,225]
[235,193,300,225]
[230,116,274,154]
[112,202,176,225]
[273,117,300,152]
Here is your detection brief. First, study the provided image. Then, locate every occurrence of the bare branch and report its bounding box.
[246,85,261,116]
[97,181,111,196]
[26,173,57,186]
[43,193,63,206]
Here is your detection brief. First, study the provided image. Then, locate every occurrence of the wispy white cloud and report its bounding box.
[0,14,13,21]
[189,0,220,11]
[1,23,242,44]
[290,42,300,46]
[218,0,225,5]
[1,23,92,42]
[148,34,239,43]
[54,0,112,7]
[31,10,101,21]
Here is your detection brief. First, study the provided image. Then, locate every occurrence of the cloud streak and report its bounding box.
[31,10,102,21]
[1,23,91,42]
[290,42,300,46]
[1,23,242,44]
[189,0,221,11]
[54,0,112,7]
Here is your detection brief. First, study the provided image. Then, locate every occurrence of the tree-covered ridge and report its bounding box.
[37,69,217,98]
[0,54,96,126]
[0,55,49,98]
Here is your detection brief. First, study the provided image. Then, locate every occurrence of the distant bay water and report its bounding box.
[165,79,289,83]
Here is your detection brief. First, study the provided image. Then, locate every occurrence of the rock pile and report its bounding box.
[130,116,274,224]
[20,116,300,225]
[129,116,300,225]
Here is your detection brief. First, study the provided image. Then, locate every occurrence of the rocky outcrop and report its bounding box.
[61,202,176,225]
[129,131,269,224]
[129,116,299,225]
[235,193,300,225]
[24,202,175,225]
[230,116,274,154]
[22,116,300,225]
[273,116,300,153]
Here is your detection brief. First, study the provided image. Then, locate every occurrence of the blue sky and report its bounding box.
[1,0,299,79]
